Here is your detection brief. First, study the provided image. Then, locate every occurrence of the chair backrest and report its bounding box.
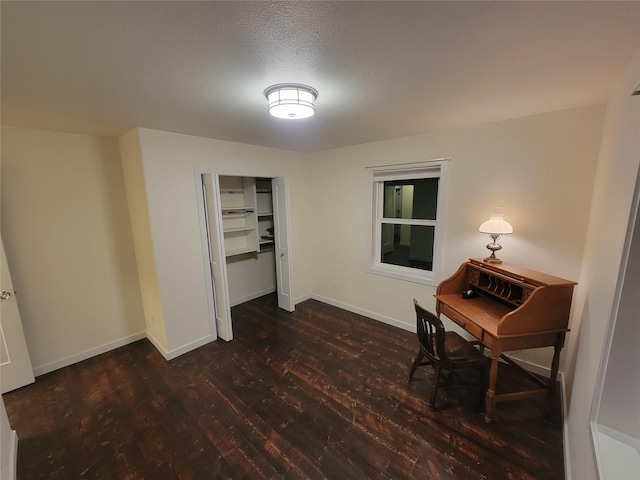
[413,299,450,367]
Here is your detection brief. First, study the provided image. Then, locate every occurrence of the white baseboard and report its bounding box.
[165,334,216,360]
[562,373,572,480]
[230,287,276,307]
[309,294,414,333]
[145,331,217,360]
[8,429,18,480]
[294,292,313,304]
[501,354,552,377]
[33,332,147,377]
[145,331,167,359]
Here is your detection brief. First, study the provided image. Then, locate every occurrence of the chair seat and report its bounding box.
[442,331,485,366]
[409,299,487,411]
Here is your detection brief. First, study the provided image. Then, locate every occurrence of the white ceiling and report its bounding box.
[2,1,639,153]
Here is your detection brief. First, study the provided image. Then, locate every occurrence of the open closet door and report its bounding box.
[202,174,233,341]
[1,236,35,393]
[273,177,295,312]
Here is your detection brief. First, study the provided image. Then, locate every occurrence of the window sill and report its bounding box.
[591,422,640,480]
[368,265,438,286]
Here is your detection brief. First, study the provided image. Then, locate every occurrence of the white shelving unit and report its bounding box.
[217,176,275,256]
[200,173,292,336]
[219,176,258,257]
[256,178,274,251]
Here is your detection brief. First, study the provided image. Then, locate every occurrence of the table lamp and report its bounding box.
[479,208,513,264]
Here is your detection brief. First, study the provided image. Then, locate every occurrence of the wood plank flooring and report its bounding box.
[2,294,564,479]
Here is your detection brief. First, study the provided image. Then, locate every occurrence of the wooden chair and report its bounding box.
[409,299,486,411]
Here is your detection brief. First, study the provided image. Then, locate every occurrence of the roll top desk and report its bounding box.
[435,258,577,423]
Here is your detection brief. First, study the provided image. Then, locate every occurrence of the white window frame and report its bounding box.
[367,159,449,286]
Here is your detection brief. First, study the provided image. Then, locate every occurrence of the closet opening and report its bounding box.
[199,173,294,342]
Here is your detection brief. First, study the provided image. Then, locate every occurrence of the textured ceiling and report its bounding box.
[2,1,639,152]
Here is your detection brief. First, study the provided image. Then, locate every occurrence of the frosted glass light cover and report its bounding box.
[479,211,513,234]
[264,84,318,120]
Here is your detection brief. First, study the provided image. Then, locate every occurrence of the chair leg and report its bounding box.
[408,350,425,381]
[429,365,442,411]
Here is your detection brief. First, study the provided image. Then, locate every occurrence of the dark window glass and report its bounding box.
[382,178,439,220]
[381,224,435,271]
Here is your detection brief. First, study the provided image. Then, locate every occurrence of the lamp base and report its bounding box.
[483,255,503,264]
[484,237,503,264]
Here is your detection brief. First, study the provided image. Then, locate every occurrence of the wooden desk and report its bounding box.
[435,259,577,423]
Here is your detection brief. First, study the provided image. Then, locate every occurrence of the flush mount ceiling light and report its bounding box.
[264,84,318,119]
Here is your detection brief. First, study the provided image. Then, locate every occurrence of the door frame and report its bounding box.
[589,164,640,479]
[194,168,295,340]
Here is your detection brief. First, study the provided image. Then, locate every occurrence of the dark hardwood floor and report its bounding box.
[3,294,564,479]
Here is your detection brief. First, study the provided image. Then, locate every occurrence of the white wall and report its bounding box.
[119,130,168,350]
[1,126,145,375]
[227,251,277,306]
[565,47,640,480]
[1,400,16,480]
[306,105,604,372]
[120,128,313,357]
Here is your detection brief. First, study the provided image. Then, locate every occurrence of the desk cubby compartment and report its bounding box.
[470,268,527,307]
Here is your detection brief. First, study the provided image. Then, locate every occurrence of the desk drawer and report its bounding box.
[439,304,484,340]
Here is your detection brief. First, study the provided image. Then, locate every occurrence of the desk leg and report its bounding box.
[545,337,564,417]
[485,354,500,423]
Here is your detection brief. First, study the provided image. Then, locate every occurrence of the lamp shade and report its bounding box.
[264,84,318,119]
[479,211,513,235]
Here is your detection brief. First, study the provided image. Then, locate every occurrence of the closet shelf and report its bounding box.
[223,226,256,233]
[225,246,257,257]
[221,207,254,215]
[216,175,274,258]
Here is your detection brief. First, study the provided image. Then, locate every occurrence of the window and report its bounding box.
[368,159,448,285]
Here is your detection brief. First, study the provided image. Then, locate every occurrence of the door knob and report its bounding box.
[0,291,12,300]
[280,253,284,258]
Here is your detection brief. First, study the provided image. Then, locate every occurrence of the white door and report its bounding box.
[1,237,35,393]
[272,177,295,312]
[202,174,233,341]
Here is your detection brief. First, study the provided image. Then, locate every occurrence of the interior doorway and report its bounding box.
[197,173,294,342]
